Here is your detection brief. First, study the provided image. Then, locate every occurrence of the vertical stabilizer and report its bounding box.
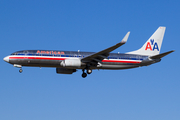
[127,26,166,56]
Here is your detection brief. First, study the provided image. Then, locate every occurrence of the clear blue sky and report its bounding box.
[0,0,179,120]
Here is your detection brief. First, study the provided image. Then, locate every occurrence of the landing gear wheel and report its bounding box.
[82,73,87,78]
[19,69,23,73]
[87,69,92,74]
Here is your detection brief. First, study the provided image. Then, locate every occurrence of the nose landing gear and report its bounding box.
[19,68,23,73]
[13,64,23,73]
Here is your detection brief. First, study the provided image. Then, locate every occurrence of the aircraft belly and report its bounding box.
[99,64,139,70]
[9,59,62,67]
[97,62,140,70]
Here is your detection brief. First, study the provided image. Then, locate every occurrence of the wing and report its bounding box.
[81,32,130,64]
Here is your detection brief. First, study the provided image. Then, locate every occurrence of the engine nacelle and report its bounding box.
[56,68,76,74]
[61,58,81,67]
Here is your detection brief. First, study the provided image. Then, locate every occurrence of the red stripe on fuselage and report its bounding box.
[102,60,141,63]
[9,56,65,61]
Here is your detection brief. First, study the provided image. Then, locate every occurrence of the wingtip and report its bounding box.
[121,31,130,43]
[169,50,175,53]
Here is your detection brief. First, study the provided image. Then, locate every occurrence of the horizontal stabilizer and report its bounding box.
[150,50,175,59]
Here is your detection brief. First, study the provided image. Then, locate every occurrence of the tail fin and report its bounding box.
[127,26,166,56]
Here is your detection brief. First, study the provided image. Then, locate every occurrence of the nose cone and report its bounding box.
[3,56,9,62]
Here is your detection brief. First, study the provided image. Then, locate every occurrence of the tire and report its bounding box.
[87,69,92,74]
[82,73,87,78]
[19,69,23,73]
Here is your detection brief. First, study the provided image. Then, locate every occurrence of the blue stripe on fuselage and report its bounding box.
[11,50,148,61]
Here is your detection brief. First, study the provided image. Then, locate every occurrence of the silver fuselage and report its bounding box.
[4,50,156,70]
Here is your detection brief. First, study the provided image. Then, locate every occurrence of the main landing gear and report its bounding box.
[82,69,92,78]
[82,71,87,78]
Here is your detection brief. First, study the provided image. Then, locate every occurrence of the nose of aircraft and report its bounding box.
[3,56,9,62]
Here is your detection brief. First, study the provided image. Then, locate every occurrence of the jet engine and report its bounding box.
[61,58,81,67]
[56,68,77,74]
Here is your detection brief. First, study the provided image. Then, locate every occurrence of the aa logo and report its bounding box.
[145,39,159,51]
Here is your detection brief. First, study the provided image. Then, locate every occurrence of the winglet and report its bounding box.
[121,31,130,43]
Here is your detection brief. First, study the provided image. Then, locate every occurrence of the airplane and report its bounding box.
[3,26,174,78]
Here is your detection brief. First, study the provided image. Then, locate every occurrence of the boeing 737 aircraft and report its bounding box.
[3,26,174,78]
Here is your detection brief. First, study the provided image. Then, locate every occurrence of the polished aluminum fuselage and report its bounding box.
[4,50,154,70]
